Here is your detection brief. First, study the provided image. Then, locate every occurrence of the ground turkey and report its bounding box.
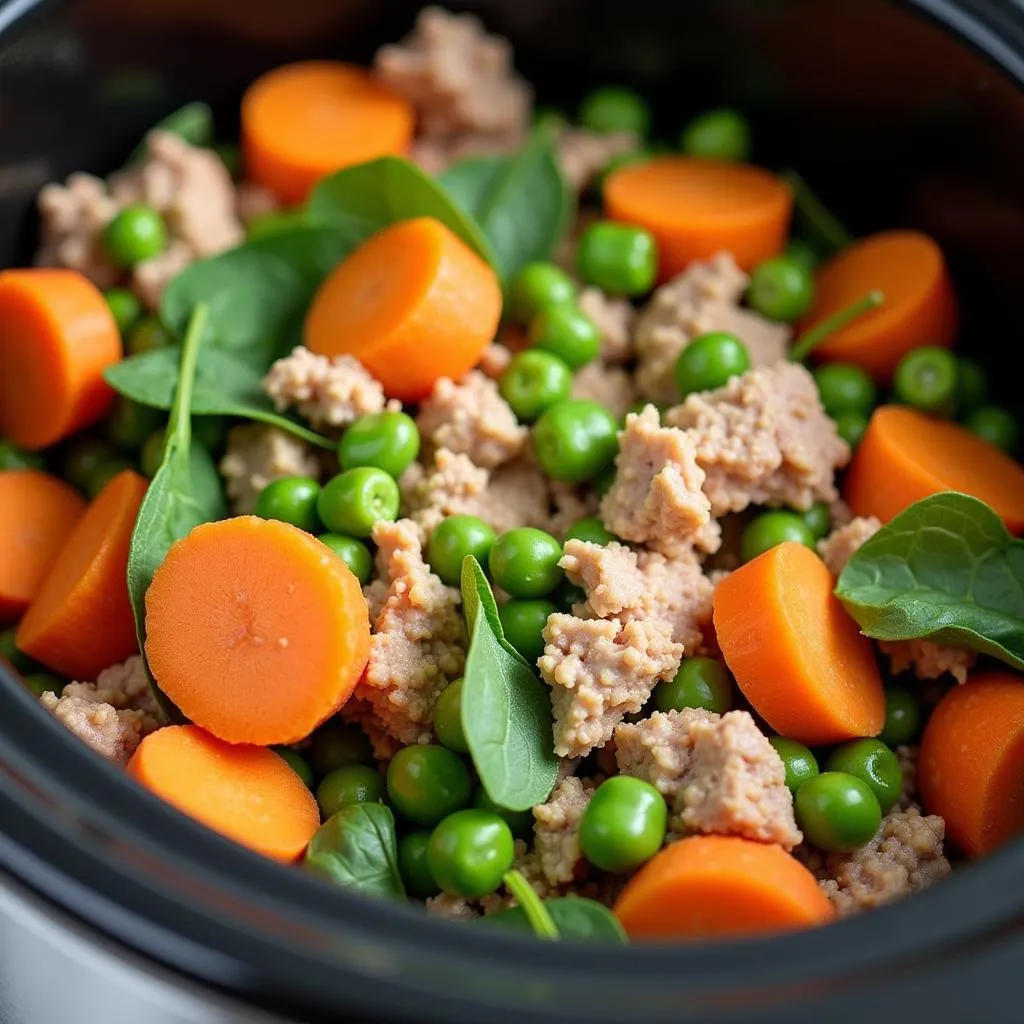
[532,776,595,885]
[571,362,638,423]
[577,287,636,365]
[219,424,323,515]
[554,127,638,193]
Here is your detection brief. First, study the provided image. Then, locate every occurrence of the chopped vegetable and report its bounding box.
[578,776,667,873]
[304,802,405,896]
[794,771,882,853]
[893,346,959,413]
[489,528,564,600]
[426,809,515,898]
[674,332,750,397]
[653,656,735,715]
[386,745,472,828]
[529,304,600,370]
[680,108,751,162]
[825,739,903,815]
[575,221,657,297]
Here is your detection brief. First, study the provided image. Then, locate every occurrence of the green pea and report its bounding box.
[578,86,651,137]
[318,533,373,585]
[965,405,1018,454]
[680,108,751,162]
[255,476,322,533]
[316,764,384,818]
[813,363,877,419]
[103,287,143,338]
[499,350,573,423]
[0,628,38,674]
[434,678,469,754]
[529,304,601,370]
[747,256,814,323]
[653,656,735,714]
[21,672,66,698]
[532,399,619,483]
[563,516,616,546]
[317,467,400,538]
[768,737,819,794]
[85,457,135,499]
[338,412,420,479]
[826,739,903,814]
[427,515,496,586]
[497,599,556,664]
[674,332,751,397]
[387,745,472,828]
[576,221,657,297]
[398,831,441,899]
[796,500,831,541]
[532,107,569,136]
[427,809,515,899]
[308,720,373,776]
[489,528,564,599]
[551,578,587,612]
[893,346,959,413]
[879,687,922,748]
[63,437,120,493]
[102,204,168,267]
[785,239,819,274]
[834,410,868,449]
[955,358,988,413]
[579,776,667,873]
[273,748,314,789]
[472,785,534,839]
[740,511,815,563]
[794,771,882,853]
[126,316,173,357]
[212,141,242,179]
[106,396,164,452]
[0,439,44,472]
[508,262,576,323]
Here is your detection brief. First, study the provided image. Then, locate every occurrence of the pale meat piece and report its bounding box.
[577,287,636,364]
[532,776,595,885]
[554,127,637,193]
[817,515,882,576]
[614,708,715,796]
[571,362,638,423]
[219,424,323,514]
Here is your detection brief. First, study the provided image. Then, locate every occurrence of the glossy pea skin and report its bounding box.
[893,346,959,413]
[529,304,601,370]
[126,316,173,357]
[578,86,651,137]
[308,720,373,776]
[499,350,573,423]
[0,628,37,674]
[398,831,441,899]
[813,363,877,419]
[21,672,65,698]
[316,764,384,818]
[273,748,314,789]
[834,410,868,449]
[255,476,322,533]
[653,656,735,714]
[826,739,903,814]
[63,437,121,494]
[879,688,922,748]
[740,511,815,563]
[796,501,831,541]
[675,332,751,397]
[427,515,496,586]
[794,771,882,853]
[434,678,469,754]
[318,534,373,585]
[579,776,667,873]
[955,358,988,413]
[508,261,576,323]
[532,399,619,484]
[387,745,472,828]
[965,406,1018,454]
[681,108,751,162]
[103,204,168,267]
[0,439,43,472]
[563,516,616,546]
[497,599,556,664]
[768,737,819,794]
[489,528,564,599]
[317,468,400,538]
[427,809,516,899]
[103,287,143,338]
[472,785,534,839]
[106,396,164,452]
[576,221,657,297]
[747,256,814,323]
[338,412,420,479]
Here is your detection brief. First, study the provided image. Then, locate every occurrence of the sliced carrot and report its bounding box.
[614,835,834,940]
[144,516,370,746]
[16,469,146,679]
[844,405,1024,534]
[0,471,86,625]
[714,541,885,745]
[128,724,321,862]
[0,269,122,450]
[304,217,502,401]
[241,61,414,205]
[602,156,793,279]
[918,672,1024,858]
[798,230,957,382]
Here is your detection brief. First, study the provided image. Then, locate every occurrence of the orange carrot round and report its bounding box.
[602,156,793,279]
[844,405,1024,534]
[128,724,321,862]
[0,269,122,450]
[0,470,86,625]
[242,61,414,205]
[798,230,957,381]
[918,672,1024,858]
[145,516,370,746]
[613,835,834,940]
[16,469,146,679]
[714,541,885,745]
[304,216,502,401]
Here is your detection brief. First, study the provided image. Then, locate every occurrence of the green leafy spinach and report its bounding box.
[835,491,1024,671]
[483,891,627,943]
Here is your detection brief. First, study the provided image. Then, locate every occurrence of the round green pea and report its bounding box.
[508,262,576,323]
[0,439,43,472]
[894,346,959,413]
[0,628,37,674]
[317,467,400,538]
[499,350,573,423]
[563,516,616,546]
[85,457,135,499]
[318,533,372,585]
[965,405,1018,454]
[826,739,903,815]
[398,831,441,899]
[681,108,751,162]
[489,528,564,599]
[126,316,173,357]
[879,687,922,748]
[794,771,882,853]
[740,511,815,563]
[768,736,819,794]
[21,672,65,698]
[427,515,496,586]
[653,656,735,714]
[426,809,515,899]
[103,287,143,337]
[472,785,534,839]
[834,410,868,449]
[338,412,420,479]
[63,437,120,493]
[529,304,600,370]
[796,501,832,541]
[308,720,373,776]
[255,476,322,533]
[955,357,988,413]
[579,86,651,137]
[532,399,619,483]
[273,748,313,789]
[785,239,819,274]
[316,764,384,818]
[747,256,814,323]
[675,332,750,397]
[576,221,657,297]
[434,678,469,754]
[579,776,667,873]
[106,396,164,452]
[497,598,556,664]
[813,363,877,418]
[387,745,472,827]
[103,204,168,267]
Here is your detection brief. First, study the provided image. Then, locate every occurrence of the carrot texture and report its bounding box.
[17,470,146,679]
[0,471,86,625]
[128,725,321,862]
[304,217,502,401]
[0,269,121,450]
[602,156,792,279]
[714,541,885,745]
[614,835,834,940]
[919,672,1024,858]
[798,230,957,382]
[844,405,1024,534]
[242,61,414,205]
[145,516,370,746]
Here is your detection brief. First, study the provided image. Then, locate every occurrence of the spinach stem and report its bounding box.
[502,870,559,940]
[783,169,854,255]
[166,303,209,451]
[789,289,884,363]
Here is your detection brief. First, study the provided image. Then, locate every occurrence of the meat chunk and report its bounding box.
[636,549,716,652]
[664,362,849,515]
[425,892,481,920]
[817,515,882,575]
[219,424,323,514]
[614,708,715,796]
[547,480,600,540]
[571,361,638,423]
[477,342,513,380]
[539,614,683,758]
[577,287,636,364]
[600,405,718,555]
[263,346,389,431]
[416,371,526,468]
[896,745,920,812]
[235,182,280,225]
[61,655,163,731]
[554,128,637,193]
[560,540,646,619]
[532,776,595,885]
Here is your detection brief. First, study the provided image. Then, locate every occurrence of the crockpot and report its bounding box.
[2,1,1024,1021]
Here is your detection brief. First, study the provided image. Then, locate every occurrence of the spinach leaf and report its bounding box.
[439,133,572,283]
[304,803,405,900]
[482,897,627,943]
[123,101,215,168]
[460,556,559,812]
[499,870,558,939]
[835,491,1024,671]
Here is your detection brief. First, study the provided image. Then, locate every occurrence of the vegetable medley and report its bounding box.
[4,6,1024,943]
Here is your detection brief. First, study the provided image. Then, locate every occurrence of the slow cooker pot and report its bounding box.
[2,0,1024,1021]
